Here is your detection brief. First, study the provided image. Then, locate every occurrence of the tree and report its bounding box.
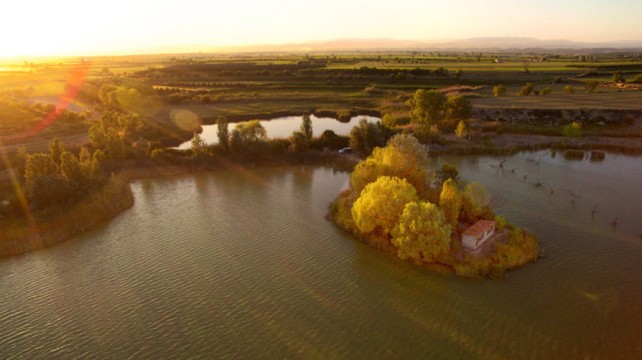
[563,121,582,137]
[217,117,229,150]
[585,80,599,93]
[229,120,267,153]
[563,85,575,94]
[407,89,447,127]
[455,120,468,138]
[518,82,534,96]
[392,201,451,263]
[492,84,506,97]
[191,132,208,156]
[79,146,92,163]
[25,153,58,186]
[89,123,107,150]
[316,129,347,149]
[435,163,459,183]
[455,68,463,79]
[460,181,490,223]
[540,87,551,95]
[288,131,308,152]
[133,137,151,158]
[60,151,83,185]
[24,153,67,208]
[351,176,418,237]
[439,178,462,227]
[49,138,65,165]
[350,134,430,196]
[232,120,267,144]
[445,96,472,125]
[300,114,313,143]
[349,118,385,156]
[106,129,126,159]
[612,71,625,84]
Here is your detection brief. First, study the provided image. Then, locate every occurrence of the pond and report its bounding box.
[176,115,380,149]
[1,151,641,358]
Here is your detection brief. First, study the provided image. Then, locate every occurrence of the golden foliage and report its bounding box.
[439,178,462,227]
[351,176,418,237]
[392,201,451,263]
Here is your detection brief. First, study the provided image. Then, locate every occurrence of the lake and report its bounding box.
[176,115,380,149]
[1,151,641,358]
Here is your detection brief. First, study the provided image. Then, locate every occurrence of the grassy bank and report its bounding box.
[0,175,134,258]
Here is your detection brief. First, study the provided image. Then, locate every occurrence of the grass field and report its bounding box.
[472,91,642,109]
[0,51,641,156]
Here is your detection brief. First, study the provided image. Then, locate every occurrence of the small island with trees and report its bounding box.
[329,134,539,278]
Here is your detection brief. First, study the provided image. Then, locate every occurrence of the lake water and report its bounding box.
[176,115,380,149]
[1,151,641,358]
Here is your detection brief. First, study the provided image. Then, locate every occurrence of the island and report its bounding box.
[329,134,539,278]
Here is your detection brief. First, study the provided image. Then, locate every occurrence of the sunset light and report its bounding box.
[1,0,641,57]
[1,0,642,358]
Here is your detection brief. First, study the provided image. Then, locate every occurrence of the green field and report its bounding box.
[0,51,640,154]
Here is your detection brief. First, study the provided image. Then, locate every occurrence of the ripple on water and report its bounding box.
[1,160,642,358]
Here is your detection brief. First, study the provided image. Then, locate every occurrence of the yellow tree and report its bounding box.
[439,178,462,227]
[460,181,490,223]
[351,176,418,237]
[349,134,430,196]
[392,201,451,264]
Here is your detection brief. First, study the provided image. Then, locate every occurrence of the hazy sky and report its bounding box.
[2,0,641,56]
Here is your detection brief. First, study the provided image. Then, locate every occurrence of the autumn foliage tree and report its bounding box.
[351,176,418,237]
[439,178,462,227]
[350,134,430,196]
[392,201,451,263]
[460,181,491,223]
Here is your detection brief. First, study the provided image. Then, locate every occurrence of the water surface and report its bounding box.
[1,151,641,358]
[177,115,380,149]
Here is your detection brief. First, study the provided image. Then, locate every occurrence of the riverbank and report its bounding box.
[0,150,359,258]
[0,176,133,258]
[429,133,642,155]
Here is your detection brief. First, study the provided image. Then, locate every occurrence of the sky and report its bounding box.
[2,0,641,57]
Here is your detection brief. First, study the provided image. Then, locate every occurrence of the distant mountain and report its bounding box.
[218,37,642,53]
[100,37,642,57]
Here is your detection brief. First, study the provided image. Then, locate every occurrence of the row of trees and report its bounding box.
[14,139,107,210]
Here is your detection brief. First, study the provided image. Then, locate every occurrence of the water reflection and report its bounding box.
[1,155,641,358]
[177,115,380,149]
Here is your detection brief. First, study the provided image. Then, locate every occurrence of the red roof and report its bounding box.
[462,220,495,239]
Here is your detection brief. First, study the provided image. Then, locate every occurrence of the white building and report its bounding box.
[462,220,496,250]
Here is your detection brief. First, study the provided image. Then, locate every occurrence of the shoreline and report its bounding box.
[0,176,134,258]
[0,138,638,259]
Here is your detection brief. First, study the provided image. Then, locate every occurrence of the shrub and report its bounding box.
[518,82,534,96]
[563,122,582,137]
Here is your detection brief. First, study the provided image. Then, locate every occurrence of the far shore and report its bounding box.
[1,134,640,259]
